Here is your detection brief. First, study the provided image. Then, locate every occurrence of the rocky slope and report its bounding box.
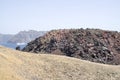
[8,30,46,44]
[0,46,120,80]
[23,29,120,65]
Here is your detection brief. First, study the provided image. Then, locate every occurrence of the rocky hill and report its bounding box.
[8,30,46,44]
[23,29,120,65]
[0,46,120,80]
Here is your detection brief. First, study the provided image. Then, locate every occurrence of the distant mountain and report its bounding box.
[0,30,47,49]
[0,34,13,43]
[23,29,120,65]
[7,30,47,44]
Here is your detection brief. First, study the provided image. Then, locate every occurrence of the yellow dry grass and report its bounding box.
[0,46,120,80]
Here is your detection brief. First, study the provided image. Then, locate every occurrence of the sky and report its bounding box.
[0,0,120,34]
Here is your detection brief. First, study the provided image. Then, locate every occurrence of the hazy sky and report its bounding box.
[0,0,120,34]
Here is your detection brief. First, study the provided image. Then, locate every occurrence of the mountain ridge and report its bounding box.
[7,30,47,44]
[0,30,47,49]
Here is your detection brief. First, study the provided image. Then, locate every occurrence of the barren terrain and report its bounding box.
[0,46,120,80]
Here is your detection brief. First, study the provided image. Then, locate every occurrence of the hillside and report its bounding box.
[23,29,120,65]
[8,30,46,44]
[0,46,120,80]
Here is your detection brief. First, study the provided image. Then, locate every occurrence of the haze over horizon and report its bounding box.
[1,0,120,34]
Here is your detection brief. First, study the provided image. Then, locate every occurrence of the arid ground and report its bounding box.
[0,46,120,80]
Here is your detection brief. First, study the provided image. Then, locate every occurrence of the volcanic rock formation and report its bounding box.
[23,29,120,65]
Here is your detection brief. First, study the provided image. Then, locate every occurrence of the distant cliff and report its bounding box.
[7,30,47,44]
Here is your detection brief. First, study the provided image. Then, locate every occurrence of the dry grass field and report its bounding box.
[0,46,120,80]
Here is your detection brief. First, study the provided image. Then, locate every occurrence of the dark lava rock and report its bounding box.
[22,29,120,65]
[16,46,21,50]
